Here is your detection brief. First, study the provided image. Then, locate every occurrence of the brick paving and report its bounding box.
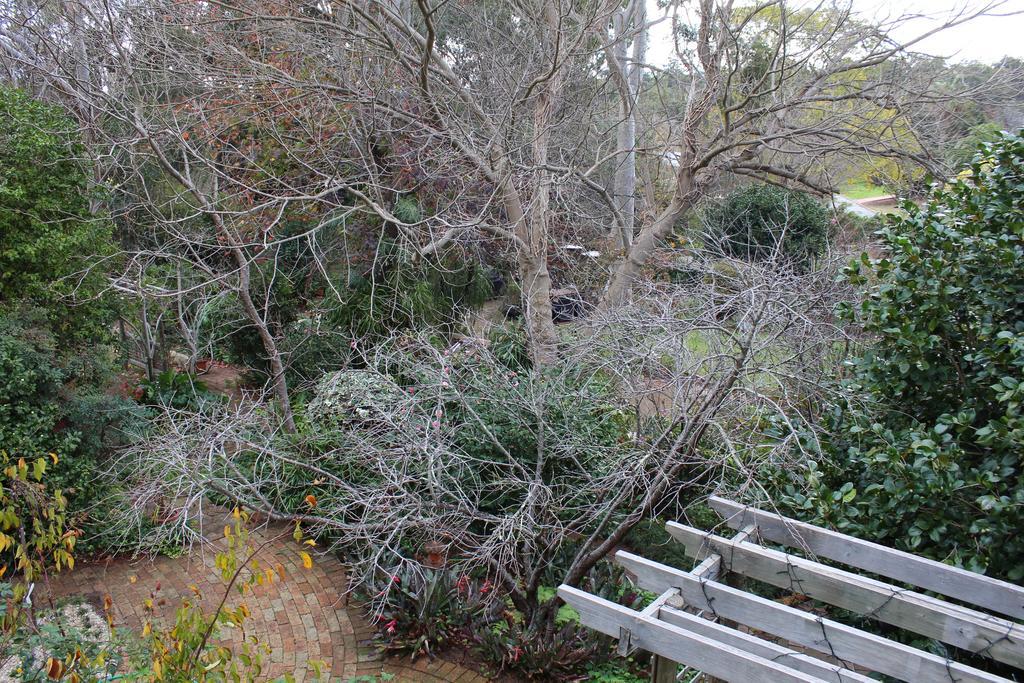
[43,516,490,682]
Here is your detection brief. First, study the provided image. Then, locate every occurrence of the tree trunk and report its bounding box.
[600,184,691,310]
[613,81,637,249]
[236,258,297,433]
[501,175,558,366]
[502,0,566,367]
[611,0,647,250]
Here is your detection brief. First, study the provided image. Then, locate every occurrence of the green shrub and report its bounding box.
[704,184,832,267]
[949,122,1004,170]
[277,322,352,390]
[487,322,531,370]
[472,617,603,680]
[0,310,143,552]
[442,360,630,516]
[778,131,1024,580]
[327,240,491,343]
[361,561,640,680]
[0,86,116,342]
[360,567,491,660]
[139,370,221,411]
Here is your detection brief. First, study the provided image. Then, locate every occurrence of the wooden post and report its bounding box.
[650,654,677,683]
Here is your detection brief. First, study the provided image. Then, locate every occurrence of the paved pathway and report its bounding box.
[832,194,878,218]
[43,517,489,682]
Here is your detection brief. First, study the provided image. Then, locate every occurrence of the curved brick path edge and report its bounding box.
[43,514,490,683]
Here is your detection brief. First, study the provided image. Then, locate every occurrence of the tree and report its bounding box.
[0,85,113,341]
[779,131,1024,580]
[2,0,1006,377]
[605,0,648,250]
[110,251,849,651]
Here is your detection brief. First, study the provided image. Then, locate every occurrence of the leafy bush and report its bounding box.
[469,564,641,680]
[488,322,531,370]
[138,370,221,411]
[277,322,353,390]
[704,184,832,267]
[778,131,1024,580]
[327,240,491,343]
[442,358,630,516]
[949,122,1004,170]
[0,310,143,552]
[362,563,639,681]
[473,617,602,680]
[0,86,116,342]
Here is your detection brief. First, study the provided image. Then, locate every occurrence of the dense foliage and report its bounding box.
[0,311,142,550]
[781,131,1024,579]
[704,184,832,267]
[327,240,492,344]
[362,564,644,681]
[0,86,115,341]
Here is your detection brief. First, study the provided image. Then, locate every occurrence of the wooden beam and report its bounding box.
[557,585,829,683]
[622,589,680,656]
[616,551,1013,683]
[690,522,757,581]
[658,606,876,682]
[659,522,757,683]
[708,496,1024,621]
[664,523,1024,669]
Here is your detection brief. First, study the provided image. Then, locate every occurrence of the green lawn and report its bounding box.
[839,182,889,200]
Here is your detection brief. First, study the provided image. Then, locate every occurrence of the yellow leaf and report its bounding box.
[45,657,64,679]
[0,564,6,579]
[130,574,137,584]
[49,452,58,465]
[299,551,313,570]
[153,658,163,680]
[224,525,231,539]
[143,621,152,636]
[233,507,241,519]
[303,539,316,547]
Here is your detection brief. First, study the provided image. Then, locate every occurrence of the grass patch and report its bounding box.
[839,182,888,200]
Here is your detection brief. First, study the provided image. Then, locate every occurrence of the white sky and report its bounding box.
[647,0,1024,65]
